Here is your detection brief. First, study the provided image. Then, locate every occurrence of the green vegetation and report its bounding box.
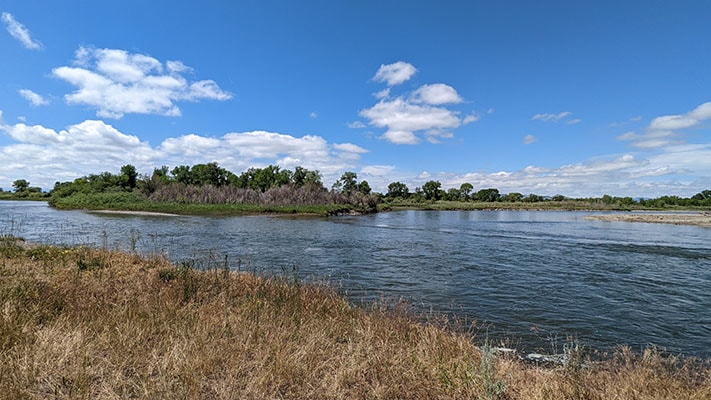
[1,240,709,399]
[45,163,378,215]
[7,165,711,214]
[383,180,711,211]
[0,179,49,200]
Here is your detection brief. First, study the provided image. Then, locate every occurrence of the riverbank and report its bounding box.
[586,212,711,227]
[1,238,709,399]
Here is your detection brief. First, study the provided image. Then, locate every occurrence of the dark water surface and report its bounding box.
[3,201,710,357]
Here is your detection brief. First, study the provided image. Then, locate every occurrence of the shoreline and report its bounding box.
[88,209,180,217]
[585,212,711,227]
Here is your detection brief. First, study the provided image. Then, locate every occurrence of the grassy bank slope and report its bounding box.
[1,238,709,399]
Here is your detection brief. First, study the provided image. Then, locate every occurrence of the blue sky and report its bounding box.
[1,1,710,197]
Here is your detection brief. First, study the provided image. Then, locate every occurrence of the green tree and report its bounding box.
[119,164,138,189]
[502,192,523,202]
[333,172,359,196]
[386,181,410,199]
[459,183,474,200]
[171,165,193,185]
[475,188,500,202]
[422,180,443,201]
[12,179,29,193]
[445,188,462,201]
[358,180,372,195]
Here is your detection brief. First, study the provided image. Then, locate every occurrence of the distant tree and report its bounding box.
[523,193,542,203]
[474,188,500,202]
[459,183,474,200]
[333,171,359,196]
[386,181,410,199]
[171,165,193,185]
[445,188,462,201]
[422,180,443,201]
[502,192,523,202]
[552,194,566,202]
[358,180,372,195]
[12,179,29,193]
[119,164,138,189]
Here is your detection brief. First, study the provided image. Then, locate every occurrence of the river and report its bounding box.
[2,200,710,357]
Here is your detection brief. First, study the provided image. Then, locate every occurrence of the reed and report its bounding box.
[1,241,709,399]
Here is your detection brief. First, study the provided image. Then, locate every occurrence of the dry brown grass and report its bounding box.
[1,237,710,399]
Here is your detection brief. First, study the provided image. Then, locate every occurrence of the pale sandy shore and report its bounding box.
[89,210,179,217]
[585,212,711,227]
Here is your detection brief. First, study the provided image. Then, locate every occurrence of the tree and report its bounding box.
[171,165,192,185]
[386,181,410,199]
[333,172,358,196]
[422,180,443,201]
[119,164,138,189]
[475,188,500,202]
[502,192,523,202]
[357,180,372,195]
[445,188,462,201]
[12,179,29,193]
[459,183,474,200]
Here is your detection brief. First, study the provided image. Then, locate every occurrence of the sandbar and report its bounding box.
[89,210,179,217]
[585,212,711,227]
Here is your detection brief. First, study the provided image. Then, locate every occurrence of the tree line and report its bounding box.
[5,167,711,209]
[383,180,711,207]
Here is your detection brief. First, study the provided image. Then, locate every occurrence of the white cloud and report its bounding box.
[0,117,368,190]
[619,101,711,148]
[309,112,317,119]
[332,143,368,154]
[347,121,366,129]
[523,134,537,144]
[462,114,479,124]
[531,111,572,122]
[373,61,417,86]
[18,89,49,106]
[360,165,395,176]
[410,84,463,105]
[52,47,231,119]
[567,118,582,125]
[1,12,42,50]
[380,130,420,145]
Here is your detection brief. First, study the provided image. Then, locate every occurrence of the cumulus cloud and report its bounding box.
[52,47,232,118]
[373,61,417,86]
[410,84,463,105]
[619,101,711,148]
[523,134,537,144]
[1,12,42,50]
[18,89,49,106]
[0,116,370,190]
[360,63,474,145]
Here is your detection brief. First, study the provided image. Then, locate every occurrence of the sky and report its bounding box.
[1,1,710,198]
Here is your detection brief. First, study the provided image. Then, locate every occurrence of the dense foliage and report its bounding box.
[46,163,378,214]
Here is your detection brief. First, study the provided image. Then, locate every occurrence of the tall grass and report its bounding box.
[1,241,709,399]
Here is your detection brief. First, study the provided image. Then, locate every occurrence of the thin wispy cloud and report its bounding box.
[1,12,42,50]
[531,111,574,122]
[373,61,417,86]
[523,134,537,144]
[18,89,49,106]
[52,47,232,119]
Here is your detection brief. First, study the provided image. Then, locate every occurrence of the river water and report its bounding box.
[2,201,710,357]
